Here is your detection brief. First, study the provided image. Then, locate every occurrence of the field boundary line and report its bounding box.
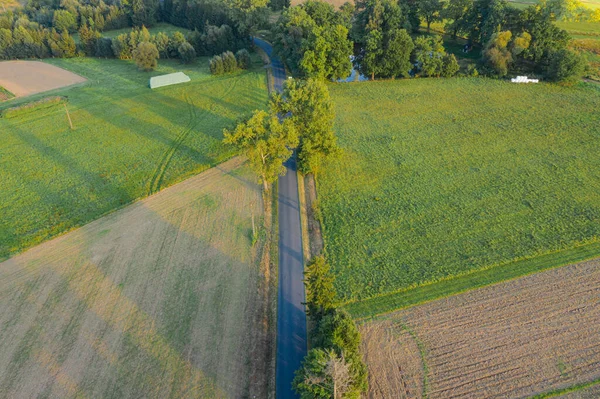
[345,241,600,319]
[527,376,600,398]
[396,320,430,399]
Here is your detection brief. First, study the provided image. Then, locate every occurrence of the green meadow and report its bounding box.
[319,78,600,311]
[0,56,268,260]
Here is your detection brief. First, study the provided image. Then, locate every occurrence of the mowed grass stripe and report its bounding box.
[346,241,600,319]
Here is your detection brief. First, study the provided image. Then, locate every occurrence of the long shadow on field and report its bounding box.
[0,162,270,399]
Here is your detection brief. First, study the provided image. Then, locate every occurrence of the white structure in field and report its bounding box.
[149,72,191,89]
[511,76,539,83]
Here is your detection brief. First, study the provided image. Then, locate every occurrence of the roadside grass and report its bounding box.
[0,159,271,398]
[0,55,268,260]
[319,78,600,310]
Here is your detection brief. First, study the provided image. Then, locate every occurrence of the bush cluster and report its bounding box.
[209,49,251,75]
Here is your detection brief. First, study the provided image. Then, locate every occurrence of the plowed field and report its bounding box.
[361,259,600,399]
[0,61,86,97]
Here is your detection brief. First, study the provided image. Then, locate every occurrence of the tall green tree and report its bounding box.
[273,1,353,80]
[52,10,76,33]
[293,349,355,399]
[304,256,336,321]
[413,35,445,77]
[418,0,442,33]
[271,78,338,175]
[223,110,299,191]
[443,0,474,39]
[353,0,414,79]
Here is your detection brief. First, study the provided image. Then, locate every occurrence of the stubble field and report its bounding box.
[0,55,267,260]
[319,78,600,313]
[0,158,273,398]
[361,259,600,399]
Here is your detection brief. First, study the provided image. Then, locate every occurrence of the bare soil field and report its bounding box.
[361,259,600,399]
[0,61,86,97]
[0,158,274,398]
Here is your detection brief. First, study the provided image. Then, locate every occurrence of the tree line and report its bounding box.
[0,0,271,60]
[273,0,590,82]
[293,256,368,398]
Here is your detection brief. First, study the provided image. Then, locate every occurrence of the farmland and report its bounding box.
[360,258,600,399]
[319,78,600,308]
[0,158,274,398]
[0,61,86,97]
[0,55,268,260]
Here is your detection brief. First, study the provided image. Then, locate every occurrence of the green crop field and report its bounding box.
[0,55,267,260]
[319,78,600,314]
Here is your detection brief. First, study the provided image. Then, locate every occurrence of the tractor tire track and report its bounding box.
[147,77,240,195]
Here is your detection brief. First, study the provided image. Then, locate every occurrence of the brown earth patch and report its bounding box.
[0,158,274,398]
[0,61,86,98]
[362,259,600,399]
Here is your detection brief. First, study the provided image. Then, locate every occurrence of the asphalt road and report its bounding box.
[253,37,307,399]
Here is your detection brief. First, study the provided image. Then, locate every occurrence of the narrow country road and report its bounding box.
[253,38,307,399]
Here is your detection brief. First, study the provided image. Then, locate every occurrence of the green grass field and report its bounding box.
[319,78,600,311]
[0,55,267,260]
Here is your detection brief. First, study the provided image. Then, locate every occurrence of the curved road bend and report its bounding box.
[253,37,307,399]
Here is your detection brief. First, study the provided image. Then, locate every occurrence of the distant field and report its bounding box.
[360,258,600,398]
[0,0,20,9]
[508,0,600,10]
[73,23,192,43]
[320,78,600,309]
[0,55,267,260]
[0,158,273,398]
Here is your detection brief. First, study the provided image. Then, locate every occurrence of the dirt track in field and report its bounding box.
[361,259,600,399]
[0,158,273,398]
[0,61,86,97]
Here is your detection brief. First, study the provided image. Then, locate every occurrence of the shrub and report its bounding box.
[132,41,159,71]
[221,50,237,72]
[111,33,130,59]
[152,32,169,58]
[467,63,479,77]
[544,48,587,83]
[178,41,196,64]
[95,37,114,58]
[442,54,460,77]
[209,55,224,75]
[235,48,251,69]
